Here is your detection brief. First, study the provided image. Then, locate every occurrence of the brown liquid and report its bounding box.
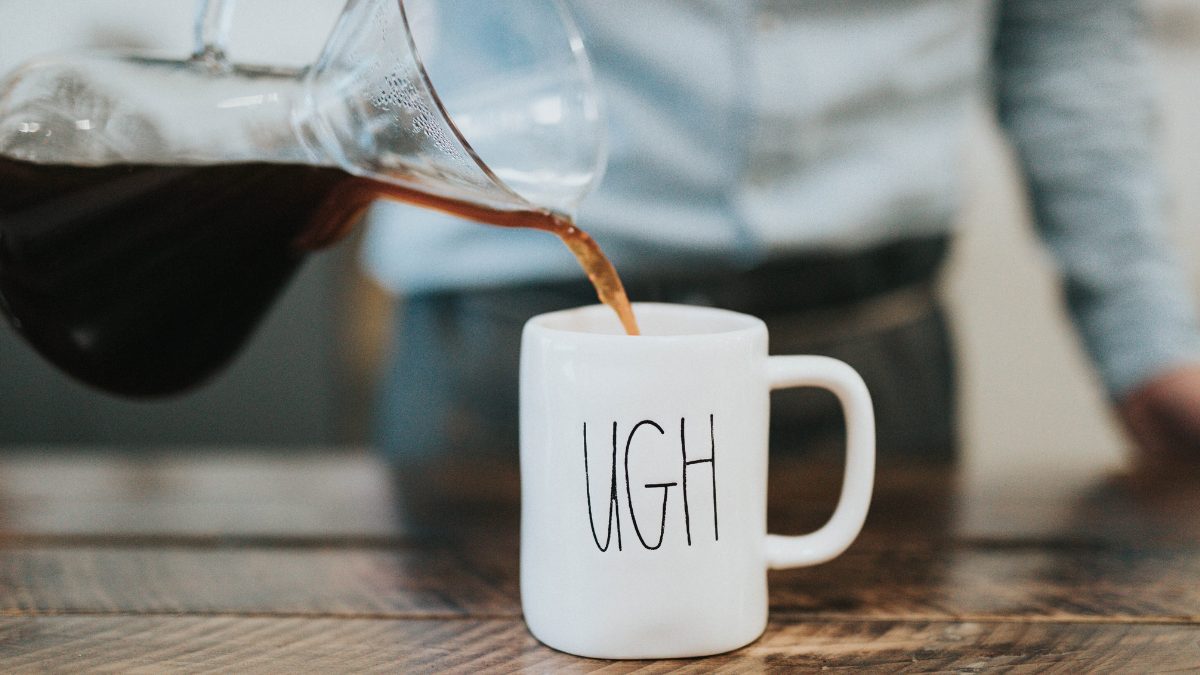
[304,170,640,337]
[0,157,638,397]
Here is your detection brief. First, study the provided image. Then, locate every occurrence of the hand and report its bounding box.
[1117,364,1200,482]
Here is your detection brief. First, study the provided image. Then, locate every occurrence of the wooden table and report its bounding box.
[1,449,1198,672]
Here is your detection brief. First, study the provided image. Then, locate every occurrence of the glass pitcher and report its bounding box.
[0,0,606,397]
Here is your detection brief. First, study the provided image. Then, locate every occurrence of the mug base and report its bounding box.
[524,619,765,660]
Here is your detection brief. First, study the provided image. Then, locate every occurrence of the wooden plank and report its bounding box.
[954,463,1200,545]
[0,451,1032,545]
[3,451,1196,547]
[1,616,1198,673]
[769,459,1200,547]
[2,544,1198,623]
[0,451,401,537]
[769,545,1200,623]
[0,548,519,619]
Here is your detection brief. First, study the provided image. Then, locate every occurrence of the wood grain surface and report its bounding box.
[2,617,1197,673]
[0,451,399,537]
[1,450,1198,672]
[2,544,1197,622]
[4,452,1177,544]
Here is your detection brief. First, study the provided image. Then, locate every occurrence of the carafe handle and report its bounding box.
[193,0,236,64]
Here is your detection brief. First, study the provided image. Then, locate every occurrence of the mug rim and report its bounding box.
[525,302,765,340]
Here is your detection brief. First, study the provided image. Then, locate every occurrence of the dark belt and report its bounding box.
[619,234,950,316]
[434,234,951,327]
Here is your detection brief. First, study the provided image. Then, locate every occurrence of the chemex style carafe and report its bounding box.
[0,0,606,397]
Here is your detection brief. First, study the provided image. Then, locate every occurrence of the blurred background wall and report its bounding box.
[1,1,1198,470]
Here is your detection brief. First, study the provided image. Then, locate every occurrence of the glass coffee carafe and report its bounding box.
[0,0,607,397]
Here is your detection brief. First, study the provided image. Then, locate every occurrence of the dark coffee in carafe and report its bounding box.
[0,156,637,397]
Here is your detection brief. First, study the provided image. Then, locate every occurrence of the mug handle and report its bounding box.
[764,355,875,568]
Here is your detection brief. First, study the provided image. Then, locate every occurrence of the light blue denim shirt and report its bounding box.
[363,0,1200,397]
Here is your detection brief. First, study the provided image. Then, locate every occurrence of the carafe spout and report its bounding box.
[299,0,606,215]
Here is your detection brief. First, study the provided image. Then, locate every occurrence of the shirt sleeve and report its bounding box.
[993,0,1200,398]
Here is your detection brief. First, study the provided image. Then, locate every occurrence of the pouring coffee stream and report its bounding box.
[332,181,641,338]
[0,0,637,397]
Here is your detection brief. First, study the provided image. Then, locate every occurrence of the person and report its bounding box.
[362,1,1200,480]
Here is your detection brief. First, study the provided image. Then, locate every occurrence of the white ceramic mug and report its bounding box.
[519,303,875,659]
